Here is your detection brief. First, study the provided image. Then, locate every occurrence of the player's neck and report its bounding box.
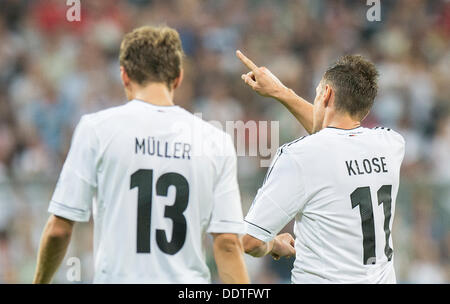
[325,113,361,130]
[130,82,175,107]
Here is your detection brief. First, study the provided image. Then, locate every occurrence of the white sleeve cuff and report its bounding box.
[244,220,274,243]
[48,201,91,222]
[207,220,245,234]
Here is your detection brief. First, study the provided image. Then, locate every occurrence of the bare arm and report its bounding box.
[33,215,74,284]
[242,234,275,258]
[236,50,314,134]
[212,233,250,284]
[274,87,314,134]
[242,233,295,260]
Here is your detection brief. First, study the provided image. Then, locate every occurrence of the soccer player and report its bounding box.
[32,26,250,284]
[236,50,405,283]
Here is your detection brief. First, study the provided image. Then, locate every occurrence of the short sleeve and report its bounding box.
[245,149,307,242]
[392,130,406,161]
[48,116,98,222]
[207,135,245,234]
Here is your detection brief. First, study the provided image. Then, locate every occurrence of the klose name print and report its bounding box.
[345,157,388,176]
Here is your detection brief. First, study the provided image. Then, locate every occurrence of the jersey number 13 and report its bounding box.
[130,169,189,255]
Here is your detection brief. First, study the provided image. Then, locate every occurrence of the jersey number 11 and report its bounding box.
[350,185,393,265]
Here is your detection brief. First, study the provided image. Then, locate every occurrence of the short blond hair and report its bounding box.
[119,25,184,87]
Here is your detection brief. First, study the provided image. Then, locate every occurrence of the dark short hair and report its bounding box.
[119,25,184,87]
[323,55,379,119]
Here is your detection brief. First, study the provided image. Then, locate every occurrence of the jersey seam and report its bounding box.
[286,136,307,147]
[96,127,126,164]
[285,151,310,209]
[64,162,97,187]
[263,145,285,184]
[212,134,236,191]
[80,115,101,182]
[294,154,325,276]
[258,152,307,218]
[218,219,244,224]
[257,191,291,219]
[297,157,309,209]
[214,187,239,198]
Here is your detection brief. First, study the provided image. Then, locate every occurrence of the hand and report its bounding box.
[236,50,288,99]
[270,233,296,260]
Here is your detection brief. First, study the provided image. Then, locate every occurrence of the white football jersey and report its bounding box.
[48,99,244,283]
[245,126,405,284]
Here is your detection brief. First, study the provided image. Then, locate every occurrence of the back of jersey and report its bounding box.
[48,100,244,283]
[245,126,405,283]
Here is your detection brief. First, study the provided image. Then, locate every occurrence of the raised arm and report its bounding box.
[236,50,314,134]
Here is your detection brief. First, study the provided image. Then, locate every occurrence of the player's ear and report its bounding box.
[323,84,333,108]
[172,68,184,90]
[120,66,131,88]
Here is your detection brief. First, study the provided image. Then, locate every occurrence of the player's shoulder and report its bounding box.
[188,111,227,135]
[165,107,235,158]
[370,126,405,146]
[78,103,129,127]
[277,134,312,155]
[281,127,342,152]
[187,110,234,143]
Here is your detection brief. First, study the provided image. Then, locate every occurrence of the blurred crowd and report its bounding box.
[0,0,449,283]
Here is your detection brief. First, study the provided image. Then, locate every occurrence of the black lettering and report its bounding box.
[174,142,181,159]
[372,157,381,173]
[355,160,364,175]
[363,159,372,174]
[346,160,357,176]
[135,138,145,154]
[164,142,171,158]
[148,137,155,155]
[157,141,163,157]
[380,157,388,173]
[183,144,191,160]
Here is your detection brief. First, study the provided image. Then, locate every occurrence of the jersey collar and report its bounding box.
[325,126,362,131]
[131,99,180,110]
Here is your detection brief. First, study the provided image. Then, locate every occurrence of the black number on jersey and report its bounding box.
[130,169,189,255]
[350,185,393,265]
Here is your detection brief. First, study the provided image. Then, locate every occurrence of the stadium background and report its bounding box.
[0,0,449,283]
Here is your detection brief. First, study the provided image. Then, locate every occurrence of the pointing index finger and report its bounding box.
[236,50,258,71]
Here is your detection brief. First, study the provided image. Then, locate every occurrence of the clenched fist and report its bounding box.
[271,233,296,260]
